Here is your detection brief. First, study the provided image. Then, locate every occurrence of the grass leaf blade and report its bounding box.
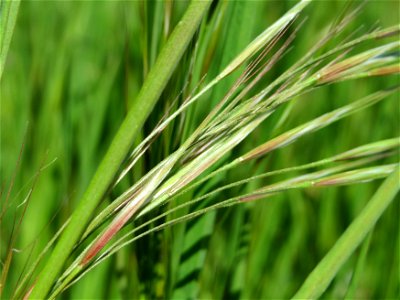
[292,165,400,299]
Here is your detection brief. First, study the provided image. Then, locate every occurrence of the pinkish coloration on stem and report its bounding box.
[23,281,35,300]
[80,198,145,266]
[239,193,266,203]
[242,133,294,161]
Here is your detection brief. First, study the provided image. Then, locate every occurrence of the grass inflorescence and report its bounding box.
[1,0,399,299]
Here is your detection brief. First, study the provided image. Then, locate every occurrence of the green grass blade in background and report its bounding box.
[0,0,20,79]
[293,166,400,299]
[344,231,372,300]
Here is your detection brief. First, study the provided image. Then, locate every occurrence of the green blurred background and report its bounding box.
[1,1,399,299]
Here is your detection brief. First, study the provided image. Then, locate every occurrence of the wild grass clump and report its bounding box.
[1,0,399,299]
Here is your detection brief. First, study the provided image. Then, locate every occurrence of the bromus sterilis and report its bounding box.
[1,0,399,299]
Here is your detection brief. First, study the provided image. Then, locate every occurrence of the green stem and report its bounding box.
[29,1,211,298]
[292,165,400,299]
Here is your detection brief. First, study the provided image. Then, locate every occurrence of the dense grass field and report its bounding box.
[1,0,399,299]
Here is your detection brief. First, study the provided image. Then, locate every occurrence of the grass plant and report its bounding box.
[1,0,399,299]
